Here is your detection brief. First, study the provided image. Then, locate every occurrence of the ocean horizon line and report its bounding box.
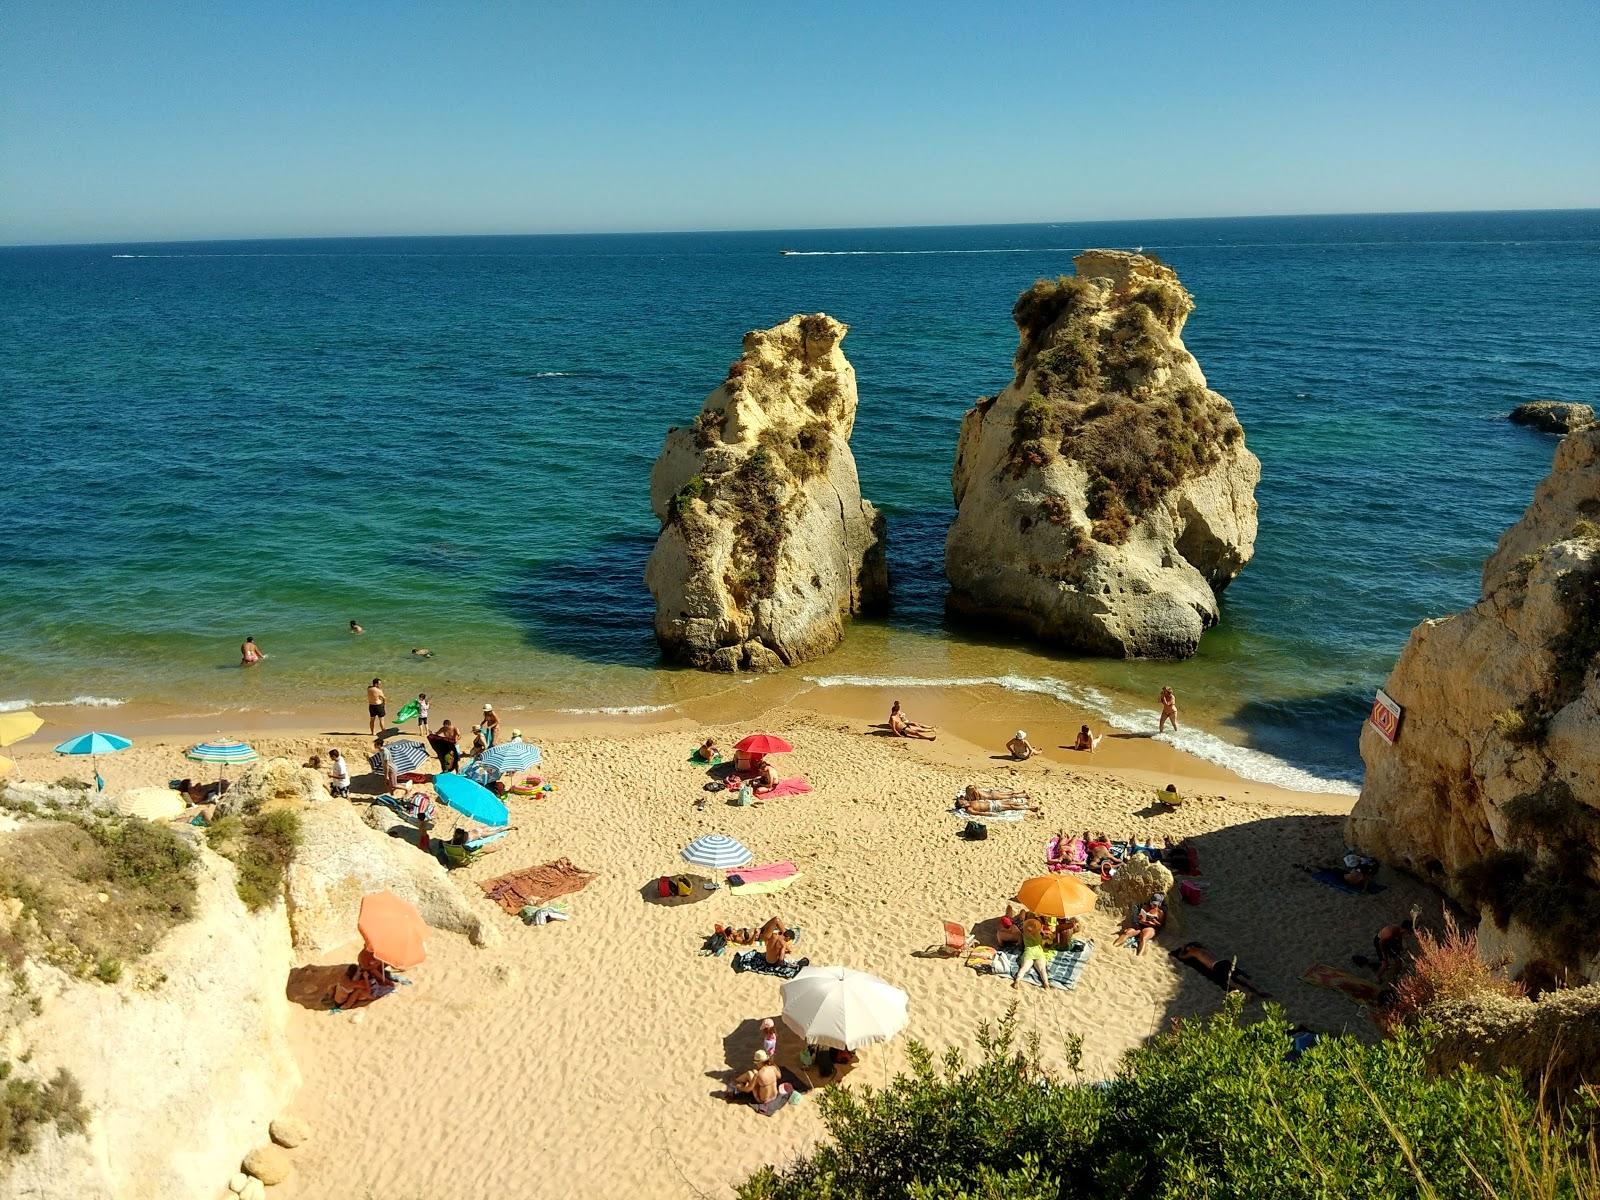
[5,205,1599,251]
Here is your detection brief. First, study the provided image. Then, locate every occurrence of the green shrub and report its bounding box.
[0,1062,88,1161]
[738,998,1598,1200]
[207,808,301,912]
[669,475,706,521]
[1033,328,1100,393]
[723,449,789,606]
[692,408,725,449]
[807,372,842,414]
[1012,275,1095,350]
[1007,394,1063,476]
[1131,282,1187,327]
[87,820,197,920]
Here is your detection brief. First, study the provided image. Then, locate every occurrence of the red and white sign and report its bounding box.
[1369,689,1403,744]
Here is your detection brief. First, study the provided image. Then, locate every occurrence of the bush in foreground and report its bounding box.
[1,1062,88,1161]
[738,997,1599,1200]
[206,808,301,911]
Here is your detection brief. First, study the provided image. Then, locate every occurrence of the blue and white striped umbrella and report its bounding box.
[186,740,258,765]
[480,741,541,772]
[681,834,753,871]
[382,739,430,774]
[54,732,132,757]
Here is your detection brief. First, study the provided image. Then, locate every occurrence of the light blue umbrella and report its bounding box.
[186,739,259,782]
[434,771,510,826]
[54,731,132,792]
[480,741,540,772]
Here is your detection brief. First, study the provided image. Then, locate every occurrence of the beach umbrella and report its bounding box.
[0,756,14,779]
[1015,874,1096,920]
[54,731,132,792]
[382,739,430,774]
[480,740,540,773]
[734,733,792,756]
[433,771,510,827]
[780,965,909,1051]
[0,711,43,748]
[185,739,259,783]
[357,890,427,970]
[681,833,753,871]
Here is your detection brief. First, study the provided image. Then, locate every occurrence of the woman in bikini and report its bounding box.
[240,636,263,666]
[956,785,1041,816]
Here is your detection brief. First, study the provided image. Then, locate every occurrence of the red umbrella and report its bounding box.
[734,733,793,755]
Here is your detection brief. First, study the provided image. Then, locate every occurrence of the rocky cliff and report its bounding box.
[6,849,298,1200]
[945,251,1260,658]
[646,314,887,670]
[1352,426,1600,983]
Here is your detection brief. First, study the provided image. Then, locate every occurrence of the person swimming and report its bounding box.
[411,647,432,657]
[350,620,364,634]
[240,636,263,666]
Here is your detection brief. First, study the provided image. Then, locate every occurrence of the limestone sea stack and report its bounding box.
[645,314,887,671]
[1351,425,1600,984]
[945,251,1260,658]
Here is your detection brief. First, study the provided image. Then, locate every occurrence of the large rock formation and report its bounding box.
[5,849,298,1200]
[1352,426,1600,983]
[1509,399,1595,435]
[945,251,1260,658]
[646,314,887,670]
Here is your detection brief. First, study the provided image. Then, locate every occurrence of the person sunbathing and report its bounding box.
[1053,916,1081,949]
[1073,724,1103,752]
[692,738,721,764]
[1118,894,1166,955]
[330,948,397,1008]
[997,912,1021,947]
[957,785,1040,815]
[751,759,781,793]
[439,825,502,869]
[889,700,936,741]
[1172,942,1271,998]
[1084,830,1116,869]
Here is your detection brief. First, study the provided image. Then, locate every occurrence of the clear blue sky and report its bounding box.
[3,0,1597,244]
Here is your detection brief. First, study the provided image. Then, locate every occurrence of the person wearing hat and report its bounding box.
[1119,892,1167,956]
[729,1048,784,1106]
[476,703,499,748]
[1005,730,1035,760]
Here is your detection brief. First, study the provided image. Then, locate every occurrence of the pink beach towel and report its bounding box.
[758,778,812,799]
[1046,836,1088,873]
[727,861,798,885]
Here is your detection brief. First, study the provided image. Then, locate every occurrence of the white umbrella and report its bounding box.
[780,965,908,1051]
[681,833,752,891]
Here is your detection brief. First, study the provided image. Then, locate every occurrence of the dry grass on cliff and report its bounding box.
[0,816,197,984]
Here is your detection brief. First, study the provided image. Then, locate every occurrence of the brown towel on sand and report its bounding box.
[480,858,597,915]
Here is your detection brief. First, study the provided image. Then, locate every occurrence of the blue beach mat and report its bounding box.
[1307,867,1387,895]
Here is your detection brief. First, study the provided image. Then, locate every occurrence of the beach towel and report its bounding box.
[479,858,596,915]
[729,874,801,896]
[727,862,798,886]
[1046,835,1087,872]
[987,942,1093,989]
[757,777,812,799]
[689,752,723,766]
[1301,963,1384,1006]
[730,950,807,979]
[1306,867,1388,896]
[949,806,1026,823]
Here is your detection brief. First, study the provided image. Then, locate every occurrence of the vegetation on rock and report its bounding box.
[737,998,1598,1200]
[0,1061,87,1163]
[206,808,302,912]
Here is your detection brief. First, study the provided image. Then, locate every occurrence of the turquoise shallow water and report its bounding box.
[2,212,1597,789]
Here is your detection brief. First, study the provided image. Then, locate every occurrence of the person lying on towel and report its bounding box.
[956,785,1041,816]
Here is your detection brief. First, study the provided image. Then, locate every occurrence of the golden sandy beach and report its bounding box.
[5,694,1430,1199]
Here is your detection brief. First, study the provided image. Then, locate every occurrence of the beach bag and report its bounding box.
[656,875,674,898]
[673,875,694,897]
[1180,880,1203,906]
[736,782,755,807]
[961,820,988,841]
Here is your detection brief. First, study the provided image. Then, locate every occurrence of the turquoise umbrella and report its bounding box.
[433,771,509,826]
[54,731,132,792]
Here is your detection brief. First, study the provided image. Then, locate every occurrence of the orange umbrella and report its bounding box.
[1015,874,1096,919]
[357,891,427,969]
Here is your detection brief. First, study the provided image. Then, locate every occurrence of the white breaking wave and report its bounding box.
[531,371,573,377]
[0,696,127,712]
[557,703,675,716]
[801,672,1357,795]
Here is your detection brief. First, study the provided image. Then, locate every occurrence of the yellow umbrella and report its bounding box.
[1015,874,1096,919]
[0,755,14,779]
[0,711,43,748]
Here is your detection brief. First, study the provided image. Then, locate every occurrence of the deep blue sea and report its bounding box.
[2,211,1597,790]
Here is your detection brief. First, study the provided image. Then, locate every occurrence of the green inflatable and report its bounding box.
[393,698,420,725]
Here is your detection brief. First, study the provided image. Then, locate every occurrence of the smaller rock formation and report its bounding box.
[946,251,1260,658]
[242,1143,293,1185]
[1352,426,1600,983]
[1509,399,1595,435]
[220,758,328,817]
[269,1115,311,1148]
[645,314,888,671]
[289,794,500,951]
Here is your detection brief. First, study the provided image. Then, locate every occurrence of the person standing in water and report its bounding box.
[367,678,387,735]
[1158,686,1179,733]
[349,620,364,634]
[240,636,263,666]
